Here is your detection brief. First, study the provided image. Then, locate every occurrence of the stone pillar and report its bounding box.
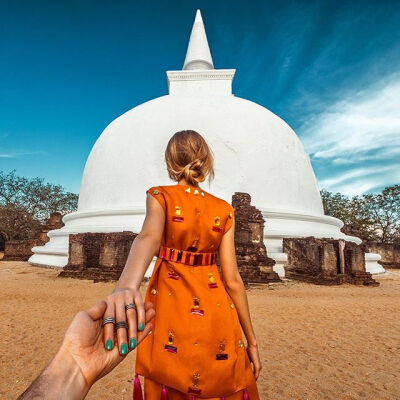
[219,192,280,285]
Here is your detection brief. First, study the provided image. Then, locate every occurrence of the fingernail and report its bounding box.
[130,338,137,349]
[139,322,145,331]
[106,339,113,351]
[121,343,128,355]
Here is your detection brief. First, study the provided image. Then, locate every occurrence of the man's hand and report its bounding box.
[61,299,155,387]
[18,300,155,400]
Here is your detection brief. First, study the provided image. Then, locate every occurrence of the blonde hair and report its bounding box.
[165,130,215,186]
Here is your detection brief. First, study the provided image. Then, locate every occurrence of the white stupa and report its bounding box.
[29,9,384,276]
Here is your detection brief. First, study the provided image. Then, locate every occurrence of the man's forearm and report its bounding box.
[116,233,160,291]
[18,348,90,400]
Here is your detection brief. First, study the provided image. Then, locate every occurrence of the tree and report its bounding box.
[363,185,400,243]
[0,170,78,240]
[321,185,400,244]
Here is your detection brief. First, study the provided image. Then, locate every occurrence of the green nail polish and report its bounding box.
[130,338,137,349]
[139,322,145,331]
[121,343,128,355]
[106,339,113,351]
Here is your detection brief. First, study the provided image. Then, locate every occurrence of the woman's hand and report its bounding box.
[246,343,262,380]
[103,287,147,355]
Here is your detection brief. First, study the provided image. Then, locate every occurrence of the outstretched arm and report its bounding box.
[116,193,165,292]
[218,217,262,379]
[101,192,164,355]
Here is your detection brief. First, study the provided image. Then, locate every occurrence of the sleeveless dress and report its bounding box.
[134,184,260,400]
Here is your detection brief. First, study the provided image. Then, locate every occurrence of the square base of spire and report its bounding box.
[166,69,236,96]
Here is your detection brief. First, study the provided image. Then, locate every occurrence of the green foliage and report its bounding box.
[0,169,78,240]
[321,184,400,244]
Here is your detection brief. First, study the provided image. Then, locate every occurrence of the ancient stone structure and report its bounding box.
[223,192,281,285]
[35,212,64,244]
[59,231,137,281]
[282,237,379,286]
[3,212,64,261]
[3,239,38,261]
[365,242,400,269]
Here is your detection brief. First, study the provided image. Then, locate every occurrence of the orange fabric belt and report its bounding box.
[158,245,217,266]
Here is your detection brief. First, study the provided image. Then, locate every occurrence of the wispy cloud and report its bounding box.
[299,74,400,195]
[0,150,47,158]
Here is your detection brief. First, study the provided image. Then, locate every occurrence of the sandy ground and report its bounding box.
[0,262,399,400]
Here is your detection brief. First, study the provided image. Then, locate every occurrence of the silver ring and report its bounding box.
[102,317,116,326]
[125,303,137,311]
[115,321,128,330]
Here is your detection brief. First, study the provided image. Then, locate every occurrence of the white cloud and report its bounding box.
[0,150,47,158]
[319,164,400,196]
[299,74,400,195]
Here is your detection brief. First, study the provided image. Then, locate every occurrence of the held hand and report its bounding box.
[61,299,155,388]
[103,287,147,355]
[246,343,262,380]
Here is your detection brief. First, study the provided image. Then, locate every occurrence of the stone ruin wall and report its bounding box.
[365,242,400,269]
[59,231,137,281]
[282,236,379,286]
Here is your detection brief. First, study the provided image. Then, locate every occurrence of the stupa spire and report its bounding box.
[183,9,214,70]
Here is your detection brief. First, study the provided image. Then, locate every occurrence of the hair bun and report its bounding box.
[165,130,215,186]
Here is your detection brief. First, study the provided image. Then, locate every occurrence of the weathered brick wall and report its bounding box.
[226,192,280,285]
[59,231,137,281]
[283,236,378,286]
[365,242,400,269]
[2,239,38,261]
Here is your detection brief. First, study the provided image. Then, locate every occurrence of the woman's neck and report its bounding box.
[177,179,199,187]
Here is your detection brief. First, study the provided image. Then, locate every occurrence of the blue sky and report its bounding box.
[1,0,399,196]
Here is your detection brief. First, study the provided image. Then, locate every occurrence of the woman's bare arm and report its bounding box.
[116,193,165,291]
[219,218,262,378]
[218,219,257,347]
[101,193,164,354]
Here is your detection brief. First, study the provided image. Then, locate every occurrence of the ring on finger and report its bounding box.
[102,317,116,326]
[115,321,129,330]
[125,303,137,311]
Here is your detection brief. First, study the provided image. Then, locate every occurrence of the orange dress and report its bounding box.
[134,184,260,400]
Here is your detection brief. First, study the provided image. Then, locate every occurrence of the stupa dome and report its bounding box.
[29,9,383,275]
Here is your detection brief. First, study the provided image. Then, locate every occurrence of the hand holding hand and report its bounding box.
[102,287,147,355]
[61,299,155,388]
[18,299,155,400]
